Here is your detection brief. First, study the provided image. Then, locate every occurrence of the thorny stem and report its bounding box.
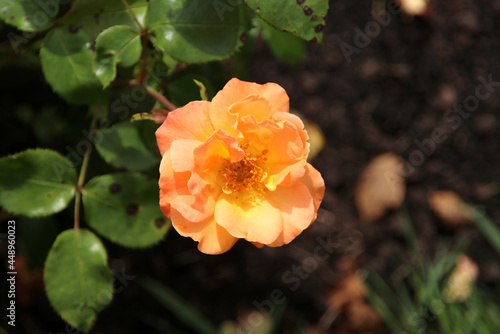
[74,108,99,231]
[137,32,149,85]
[121,0,175,110]
[121,0,149,85]
[143,86,177,111]
[121,0,144,30]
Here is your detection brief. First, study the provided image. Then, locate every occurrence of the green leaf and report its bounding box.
[146,0,250,64]
[261,20,307,65]
[58,0,148,40]
[40,27,108,105]
[193,79,208,101]
[0,0,58,31]
[44,229,114,333]
[0,149,76,217]
[93,25,142,88]
[82,173,170,248]
[140,277,219,334]
[95,121,159,171]
[244,0,328,43]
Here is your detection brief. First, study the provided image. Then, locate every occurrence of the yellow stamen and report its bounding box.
[220,149,269,202]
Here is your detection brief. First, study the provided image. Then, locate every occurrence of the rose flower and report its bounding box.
[156,78,325,254]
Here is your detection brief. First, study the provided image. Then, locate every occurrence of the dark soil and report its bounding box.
[2,0,500,333]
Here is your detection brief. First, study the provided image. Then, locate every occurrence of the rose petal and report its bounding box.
[194,130,244,172]
[184,130,245,194]
[159,152,191,201]
[266,182,315,247]
[300,163,325,215]
[229,95,274,122]
[238,115,308,187]
[272,112,310,148]
[239,116,307,163]
[214,193,283,244]
[170,187,219,223]
[170,139,202,172]
[159,190,171,219]
[210,78,289,133]
[171,208,238,254]
[156,101,213,156]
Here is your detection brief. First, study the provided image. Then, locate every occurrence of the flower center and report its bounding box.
[220,149,269,199]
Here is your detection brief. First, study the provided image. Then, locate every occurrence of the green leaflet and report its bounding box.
[0,0,58,31]
[58,0,148,40]
[93,25,142,88]
[44,229,114,333]
[146,0,250,64]
[0,149,76,217]
[244,0,328,42]
[82,173,170,248]
[40,27,108,105]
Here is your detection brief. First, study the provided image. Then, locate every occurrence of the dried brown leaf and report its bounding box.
[346,300,383,332]
[327,271,366,312]
[326,271,382,333]
[443,254,479,302]
[427,190,473,228]
[355,153,406,222]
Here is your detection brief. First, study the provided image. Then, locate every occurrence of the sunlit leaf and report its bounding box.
[0,0,58,31]
[93,25,142,88]
[58,0,148,40]
[44,229,113,333]
[146,0,250,64]
[82,173,170,248]
[0,149,76,217]
[244,0,328,42]
[40,27,108,105]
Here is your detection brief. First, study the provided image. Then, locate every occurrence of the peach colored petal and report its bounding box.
[156,101,213,156]
[187,173,206,196]
[159,190,171,219]
[214,194,283,244]
[238,115,308,187]
[228,95,274,122]
[272,112,310,149]
[266,182,315,247]
[210,78,289,133]
[170,186,219,223]
[301,163,325,215]
[171,208,238,254]
[266,160,306,189]
[194,129,244,172]
[239,115,307,163]
[186,130,245,194]
[159,152,191,201]
[170,139,202,172]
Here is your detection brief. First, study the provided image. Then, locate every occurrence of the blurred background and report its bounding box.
[1,0,500,333]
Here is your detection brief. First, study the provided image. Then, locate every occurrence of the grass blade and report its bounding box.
[472,208,500,253]
[140,277,219,334]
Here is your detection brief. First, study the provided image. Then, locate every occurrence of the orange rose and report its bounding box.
[156,78,325,254]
